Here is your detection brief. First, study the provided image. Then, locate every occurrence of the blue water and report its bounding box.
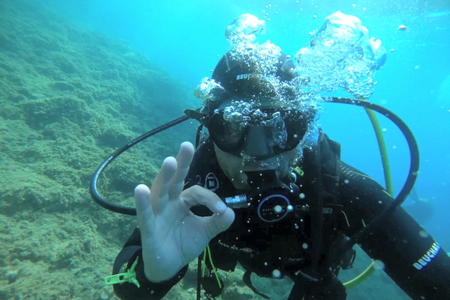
[45,0,450,246]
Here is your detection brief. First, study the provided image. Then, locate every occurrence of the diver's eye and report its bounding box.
[208,114,247,152]
[223,122,245,144]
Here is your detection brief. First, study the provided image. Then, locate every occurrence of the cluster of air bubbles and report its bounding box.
[194,77,224,101]
[225,14,280,72]
[295,11,386,99]
[225,14,291,105]
[301,121,320,151]
[221,101,286,126]
[225,13,266,45]
[197,14,308,119]
[198,11,387,108]
[220,100,254,127]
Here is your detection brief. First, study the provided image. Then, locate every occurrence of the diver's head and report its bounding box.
[195,50,317,189]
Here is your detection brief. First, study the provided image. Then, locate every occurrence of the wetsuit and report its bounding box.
[112,134,450,299]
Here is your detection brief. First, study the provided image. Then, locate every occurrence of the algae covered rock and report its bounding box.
[0,0,196,299]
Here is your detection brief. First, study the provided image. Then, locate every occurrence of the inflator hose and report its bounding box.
[89,97,419,251]
[89,115,190,215]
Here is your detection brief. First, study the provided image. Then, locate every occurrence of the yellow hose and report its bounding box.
[343,260,376,288]
[343,107,394,289]
[365,108,394,195]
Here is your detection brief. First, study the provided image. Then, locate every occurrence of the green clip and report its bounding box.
[104,259,141,288]
[294,167,304,177]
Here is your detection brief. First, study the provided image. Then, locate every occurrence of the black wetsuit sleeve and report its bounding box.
[112,228,188,300]
[339,162,450,299]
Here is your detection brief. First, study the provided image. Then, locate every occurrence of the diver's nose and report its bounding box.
[243,126,271,158]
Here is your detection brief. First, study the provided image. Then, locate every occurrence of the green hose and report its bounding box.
[365,108,394,195]
[343,107,395,289]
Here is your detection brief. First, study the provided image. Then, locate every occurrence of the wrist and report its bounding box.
[143,266,173,283]
[141,255,179,283]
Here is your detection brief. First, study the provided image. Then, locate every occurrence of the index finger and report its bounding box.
[149,156,177,212]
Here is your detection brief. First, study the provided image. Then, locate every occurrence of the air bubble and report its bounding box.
[274,205,283,213]
[419,230,429,238]
[373,260,385,270]
[272,269,281,278]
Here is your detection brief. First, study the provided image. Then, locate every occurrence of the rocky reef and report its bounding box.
[0,0,196,299]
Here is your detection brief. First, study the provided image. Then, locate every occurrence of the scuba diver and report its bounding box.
[92,13,450,300]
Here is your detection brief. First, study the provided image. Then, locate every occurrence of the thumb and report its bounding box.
[180,186,235,239]
[203,202,235,239]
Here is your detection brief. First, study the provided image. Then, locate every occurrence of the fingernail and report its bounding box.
[215,201,227,214]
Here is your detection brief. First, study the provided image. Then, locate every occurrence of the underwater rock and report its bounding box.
[0,1,191,299]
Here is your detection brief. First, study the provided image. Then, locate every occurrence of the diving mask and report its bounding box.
[205,104,312,160]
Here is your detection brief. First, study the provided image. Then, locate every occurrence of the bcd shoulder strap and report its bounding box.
[303,132,341,196]
[299,132,342,277]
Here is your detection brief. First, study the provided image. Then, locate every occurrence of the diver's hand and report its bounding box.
[135,142,235,283]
